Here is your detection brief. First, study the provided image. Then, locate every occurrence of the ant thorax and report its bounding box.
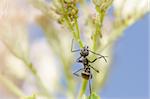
[80,45,89,57]
[81,57,89,65]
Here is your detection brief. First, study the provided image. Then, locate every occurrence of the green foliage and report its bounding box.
[89,92,100,99]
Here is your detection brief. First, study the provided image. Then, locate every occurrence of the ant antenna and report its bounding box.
[89,50,108,63]
[71,39,80,52]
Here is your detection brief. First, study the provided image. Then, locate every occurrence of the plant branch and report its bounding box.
[79,79,88,97]
[0,40,51,98]
[60,0,83,48]
[0,74,25,98]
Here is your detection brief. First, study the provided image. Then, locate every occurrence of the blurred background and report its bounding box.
[100,14,149,99]
[0,0,149,99]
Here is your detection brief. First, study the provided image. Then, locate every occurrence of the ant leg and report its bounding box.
[89,56,107,63]
[89,50,108,62]
[76,56,82,63]
[73,68,84,77]
[89,65,99,73]
[71,39,80,52]
[89,78,92,95]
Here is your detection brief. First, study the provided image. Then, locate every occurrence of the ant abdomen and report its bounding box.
[81,72,90,80]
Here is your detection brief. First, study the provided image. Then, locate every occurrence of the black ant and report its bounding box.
[73,56,105,95]
[71,39,107,95]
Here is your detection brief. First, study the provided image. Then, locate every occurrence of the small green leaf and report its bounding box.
[81,94,88,99]
[88,92,100,99]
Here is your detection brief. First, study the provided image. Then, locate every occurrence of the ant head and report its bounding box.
[80,45,89,57]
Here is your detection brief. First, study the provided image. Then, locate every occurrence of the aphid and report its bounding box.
[71,39,107,95]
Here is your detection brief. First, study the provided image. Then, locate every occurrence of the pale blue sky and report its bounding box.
[100,14,149,99]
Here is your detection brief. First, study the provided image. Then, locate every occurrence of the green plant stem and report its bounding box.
[60,0,85,97]
[0,74,25,98]
[60,0,83,48]
[78,7,106,97]
[92,7,105,50]
[66,16,77,38]
[65,17,83,48]
[60,0,76,37]
[75,19,84,47]
[79,79,88,97]
[75,19,80,39]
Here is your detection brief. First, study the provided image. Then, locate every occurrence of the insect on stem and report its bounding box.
[71,39,108,96]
